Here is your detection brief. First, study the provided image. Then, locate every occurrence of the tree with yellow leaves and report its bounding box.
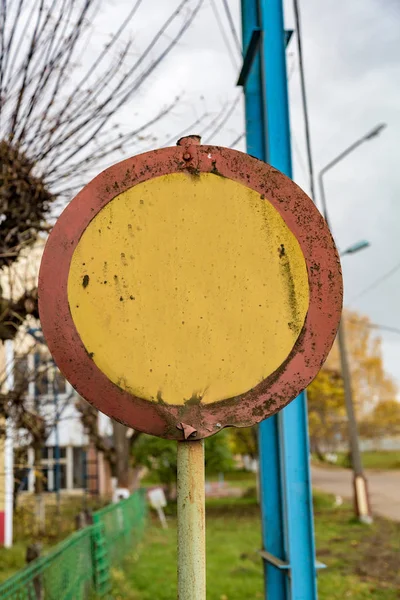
[308,309,398,454]
[360,399,400,439]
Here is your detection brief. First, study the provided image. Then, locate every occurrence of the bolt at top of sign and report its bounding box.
[38,135,342,440]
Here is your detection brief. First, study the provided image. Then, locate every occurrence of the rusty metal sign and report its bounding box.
[38,136,342,440]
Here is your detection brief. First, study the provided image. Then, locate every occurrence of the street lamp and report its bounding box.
[318,124,386,524]
[340,240,370,257]
[319,124,386,229]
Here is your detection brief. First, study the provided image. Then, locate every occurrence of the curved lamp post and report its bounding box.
[318,124,386,524]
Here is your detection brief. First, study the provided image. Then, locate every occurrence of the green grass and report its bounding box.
[0,543,27,583]
[142,468,257,491]
[2,485,399,598]
[108,491,400,600]
[207,470,258,490]
[109,498,262,600]
[313,490,400,599]
[313,450,400,470]
[354,451,400,470]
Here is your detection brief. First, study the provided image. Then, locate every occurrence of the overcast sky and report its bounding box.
[90,0,400,391]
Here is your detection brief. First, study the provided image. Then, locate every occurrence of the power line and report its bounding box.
[368,324,400,336]
[221,0,242,55]
[162,111,210,148]
[291,130,309,182]
[210,0,239,69]
[347,318,400,337]
[204,92,241,142]
[292,0,316,202]
[229,132,244,148]
[351,260,400,302]
[199,101,229,137]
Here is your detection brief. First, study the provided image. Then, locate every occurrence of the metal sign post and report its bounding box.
[177,440,205,599]
[39,133,342,598]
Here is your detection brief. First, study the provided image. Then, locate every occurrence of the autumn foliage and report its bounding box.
[308,309,398,454]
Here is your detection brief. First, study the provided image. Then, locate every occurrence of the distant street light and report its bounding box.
[318,124,386,227]
[340,240,370,257]
[319,124,386,524]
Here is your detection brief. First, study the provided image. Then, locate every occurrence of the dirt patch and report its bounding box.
[353,520,400,589]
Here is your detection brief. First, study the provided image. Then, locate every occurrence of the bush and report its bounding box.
[134,430,234,495]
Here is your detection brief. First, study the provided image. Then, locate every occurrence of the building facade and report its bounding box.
[0,238,113,503]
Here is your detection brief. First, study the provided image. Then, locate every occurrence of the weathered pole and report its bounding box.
[177,440,206,600]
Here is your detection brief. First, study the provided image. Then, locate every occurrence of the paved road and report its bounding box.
[311,465,400,521]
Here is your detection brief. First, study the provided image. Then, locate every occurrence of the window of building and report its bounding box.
[35,365,49,397]
[41,447,51,460]
[33,351,67,396]
[35,446,87,492]
[40,446,68,492]
[18,471,30,492]
[15,448,29,492]
[56,464,67,490]
[54,369,66,394]
[13,356,29,394]
[73,447,86,489]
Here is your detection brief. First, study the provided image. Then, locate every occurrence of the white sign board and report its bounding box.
[148,487,168,529]
[112,487,130,503]
[148,487,167,509]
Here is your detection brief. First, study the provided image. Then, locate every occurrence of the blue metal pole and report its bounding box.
[241,3,286,598]
[240,1,318,598]
[259,0,318,594]
[241,1,264,159]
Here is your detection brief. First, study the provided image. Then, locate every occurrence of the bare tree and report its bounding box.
[0,0,205,338]
[78,398,142,489]
[0,346,68,530]
[1,0,242,507]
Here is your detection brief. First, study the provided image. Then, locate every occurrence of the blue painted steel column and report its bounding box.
[259,0,318,595]
[241,1,318,598]
[241,2,264,159]
[241,3,286,598]
[241,3,287,598]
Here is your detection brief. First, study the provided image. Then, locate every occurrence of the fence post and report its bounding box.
[26,543,43,600]
[91,520,111,597]
[0,490,146,599]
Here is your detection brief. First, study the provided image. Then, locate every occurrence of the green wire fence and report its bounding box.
[0,489,147,599]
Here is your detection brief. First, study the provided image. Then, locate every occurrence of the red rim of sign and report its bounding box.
[38,140,343,440]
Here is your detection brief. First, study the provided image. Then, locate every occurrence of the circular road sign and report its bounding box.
[39,136,342,440]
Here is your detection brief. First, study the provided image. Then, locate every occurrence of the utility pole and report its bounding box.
[240,1,319,597]
[336,321,371,522]
[51,363,61,515]
[2,341,14,548]
[317,124,387,523]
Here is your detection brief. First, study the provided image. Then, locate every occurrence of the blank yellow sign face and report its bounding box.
[68,173,309,405]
